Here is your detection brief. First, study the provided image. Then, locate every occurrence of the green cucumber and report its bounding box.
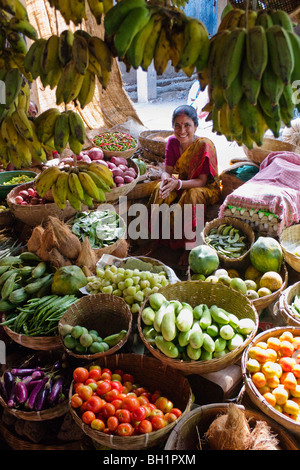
[210,305,229,325]
[155,335,179,358]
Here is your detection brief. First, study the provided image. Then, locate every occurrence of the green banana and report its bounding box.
[177,17,210,70]
[58,29,74,66]
[67,110,86,145]
[262,65,284,106]
[242,58,261,105]
[54,111,70,154]
[266,25,295,85]
[72,34,89,75]
[223,72,243,109]
[246,25,268,81]
[4,67,22,108]
[141,12,163,71]
[8,17,38,40]
[41,35,60,75]
[77,69,96,108]
[270,9,294,32]
[104,0,147,37]
[114,6,151,59]
[219,27,246,90]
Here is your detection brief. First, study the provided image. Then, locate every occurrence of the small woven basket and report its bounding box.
[69,353,193,450]
[242,138,299,165]
[164,403,299,450]
[7,182,76,227]
[252,262,288,311]
[279,224,300,273]
[241,326,300,437]
[1,314,61,350]
[138,280,258,374]
[105,159,139,202]
[58,294,132,360]
[277,281,300,326]
[138,130,173,158]
[92,132,138,159]
[202,216,255,269]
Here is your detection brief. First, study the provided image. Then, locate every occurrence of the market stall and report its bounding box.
[0,0,300,453]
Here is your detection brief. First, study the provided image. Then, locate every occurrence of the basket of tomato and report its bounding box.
[93,132,138,159]
[69,353,193,450]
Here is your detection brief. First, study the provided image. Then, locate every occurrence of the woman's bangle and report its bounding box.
[177,179,183,191]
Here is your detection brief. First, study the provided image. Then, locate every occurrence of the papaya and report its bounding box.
[51,265,87,295]
[188,245,219,276]
[249,236,283,273]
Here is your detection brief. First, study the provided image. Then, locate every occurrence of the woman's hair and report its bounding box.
[172,105,199,127]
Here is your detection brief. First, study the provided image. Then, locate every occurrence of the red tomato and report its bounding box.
[113,369,123,377]
[96,380,111,396]
[164,412,178,424]
[73,367,89,383]
[134,387,148,396]
[123,381,133,392]
[107,416,119,432]
[151,416,166,430]
[90,418,105,431]
[138,419,152,434]
[70,393,83,409]
[88,368,102,381]
[104,389,119,402]
[151,390,161,403]
[102,368,112,375]
[78,385,93,401]
[156,397,173,413]
[111,380,123,393]
[122,396,140,411]
[149,408,164,420]
[132,406,147,421]
[138,395,149,406]
[86,395,104,413]
[101,372,112,380]
[89,365,101,372]
[170,408,182,418]
[116,423,134,436]
[102,403,116,418]
[111,398,123,410]
[85,378,96,385]
[116,408,131,423]
[82,410,96,425]
[122,373,134,383]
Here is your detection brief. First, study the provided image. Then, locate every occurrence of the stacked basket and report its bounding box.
[280,224,300,274]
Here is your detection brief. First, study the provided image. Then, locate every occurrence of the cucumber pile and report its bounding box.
[141,293,256,361]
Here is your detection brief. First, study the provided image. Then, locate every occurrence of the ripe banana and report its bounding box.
[219,27,246,90]
[54,171,69,208]
[177,17,210,70]
[77,70,96,108]
[78,170,102,201]
[218,8,244,31]
[72,34,89,75]
[168,23,186,71]
[7,31,27,54]
[69,0,87,25]
[7,147,22,168]
[35,108,60,144]
[35,166,62,197]
[68,110,86,145]
[89,162,115,187]
[154,28,171,76]
[41,35,60,75]
[15,134,32,167]
[58,0,73,25]
[86,169,111,192]
[114,6,151,59]
[11,108,34,141]
[68,171,85,201]
[1,116,19,148]
[104,0,147,37]
[54,111,70,154]
[141,13,163,71]
[88,36,112,88]
[24,38,47,80]
[246,25,268,81]
[87,0,103,24]
[266,25,294,85]
[15,0,29,20]
[56,60,85,104]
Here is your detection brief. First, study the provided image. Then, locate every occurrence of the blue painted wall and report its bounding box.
[184,0,218,36]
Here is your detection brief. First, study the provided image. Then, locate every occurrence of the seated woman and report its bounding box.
[147,105,221,265]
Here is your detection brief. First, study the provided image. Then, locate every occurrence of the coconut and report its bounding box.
[47,216,81,260]
[76,237,97,274]
[27,225,44,253]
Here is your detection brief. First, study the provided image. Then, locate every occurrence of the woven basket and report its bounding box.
[202,216,255,269]
[241,326,300,437]
[277,281,300,326]
[1,314,62,351]
[280,224,300,273]
[92,132,138,159]
[69,353,193,450]
[138,130,173,158]
[252,262,288,311]
[127,179,159,200]
[220,162,259,199]
[105,159,139,202]
[58,294,132,360]
[164,403,299,450]
[138,280,258,374]
[6,182,76,227]
[243,138,299,165]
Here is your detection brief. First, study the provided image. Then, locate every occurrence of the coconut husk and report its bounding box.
[47,216,81,260]
[76,237,97,274]
[47,247,72,269]
[110,238,129,259]
[249,421,279,451]
[27,225,45,253]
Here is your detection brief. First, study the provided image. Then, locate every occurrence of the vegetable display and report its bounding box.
[2,174,35,186]
[70,365,182,435]
[93,132,137,152]
[141,293,256,361]
[205,223,250,259]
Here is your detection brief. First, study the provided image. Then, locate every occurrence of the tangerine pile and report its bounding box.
[70,365,182,436]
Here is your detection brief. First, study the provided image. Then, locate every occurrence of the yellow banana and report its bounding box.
[104,0,147,36]
[58,0,73,25]
[218,27,246,90]
[54,171,69,208]
[218,8,243,32]
[51,179,66,210]
[102,0,113,14]
[15,135,32,167]
[154,28,171,76]
[88,36,112,88]
[11,108,34,141]
[77,69,96,108]
[72,34,89,75]
[88,162,114,187]
[245,10,257,29]
[1,116,19,148]
[54,111,70,154]
[41,35,60,76]
[67,110,86,145]
[87,0,103,24]
[246,25,268,81]
[25,38,47,80]
[26,122,47,163]
[168,23,185,71]
[66,185,82,211]
[78,170,102,201]
[266,25,294,85]
[58,29,74,66]
[227,8,245,29]
[114,6,151,59]
[7,31,27,54]
[17,80,30,112]
[8,17,38,40]
[242,57,261,106]
[35,166,62,197]
[68,171,85,201]
[69,0,87,25]
[7,147,23,169]
[35,108,60,144]
[86,169,111,192]
[177,17,209,70]
[15,0,28,20]
[62,61,85,104]
[46,65,63,90]
[68,134,83,155]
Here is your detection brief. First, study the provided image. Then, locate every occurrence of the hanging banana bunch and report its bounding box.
[24,29,113,107]
[104,0,210,78]
[47,0,114,26]
[202,7,300,149]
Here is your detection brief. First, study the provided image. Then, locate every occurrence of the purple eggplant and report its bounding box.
[7,380,16,408]
[31,370,44,380]
[34,385,48,411]
[11,367,41,377]
[3,371,14,395]
[15,381,28,404]
[27,377,48,410]
[48,376,64,405]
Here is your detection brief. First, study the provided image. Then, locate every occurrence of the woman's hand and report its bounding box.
[159,176,178,199]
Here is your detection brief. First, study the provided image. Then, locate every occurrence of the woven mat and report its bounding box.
[26,0,143,131]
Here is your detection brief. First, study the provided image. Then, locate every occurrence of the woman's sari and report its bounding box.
[148,137,221,250]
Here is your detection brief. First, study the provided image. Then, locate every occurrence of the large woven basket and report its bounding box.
[280,224,300,273]
[105,159,139,202]
[138,280,259,374]
[6,182,76,227]
[277,281,300,326]
[138,130,173,159]
[69,353,193,450]
[164,403,299,450]
[1,314,62,351]
[241,326,300,437]
[58,294,132,360]
[202,216,255,269]
[243,138,299,165]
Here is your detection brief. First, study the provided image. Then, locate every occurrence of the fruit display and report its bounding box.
[0,357,71,412]
[70,364,183,435]
[205,223,251,259]
[85,262,170,314]
[201,7,300,148]
[245,330,300,422]
[104,0,210,77]
[60,323,127,355]
[140,292,256,361]
[34,161,115,211]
